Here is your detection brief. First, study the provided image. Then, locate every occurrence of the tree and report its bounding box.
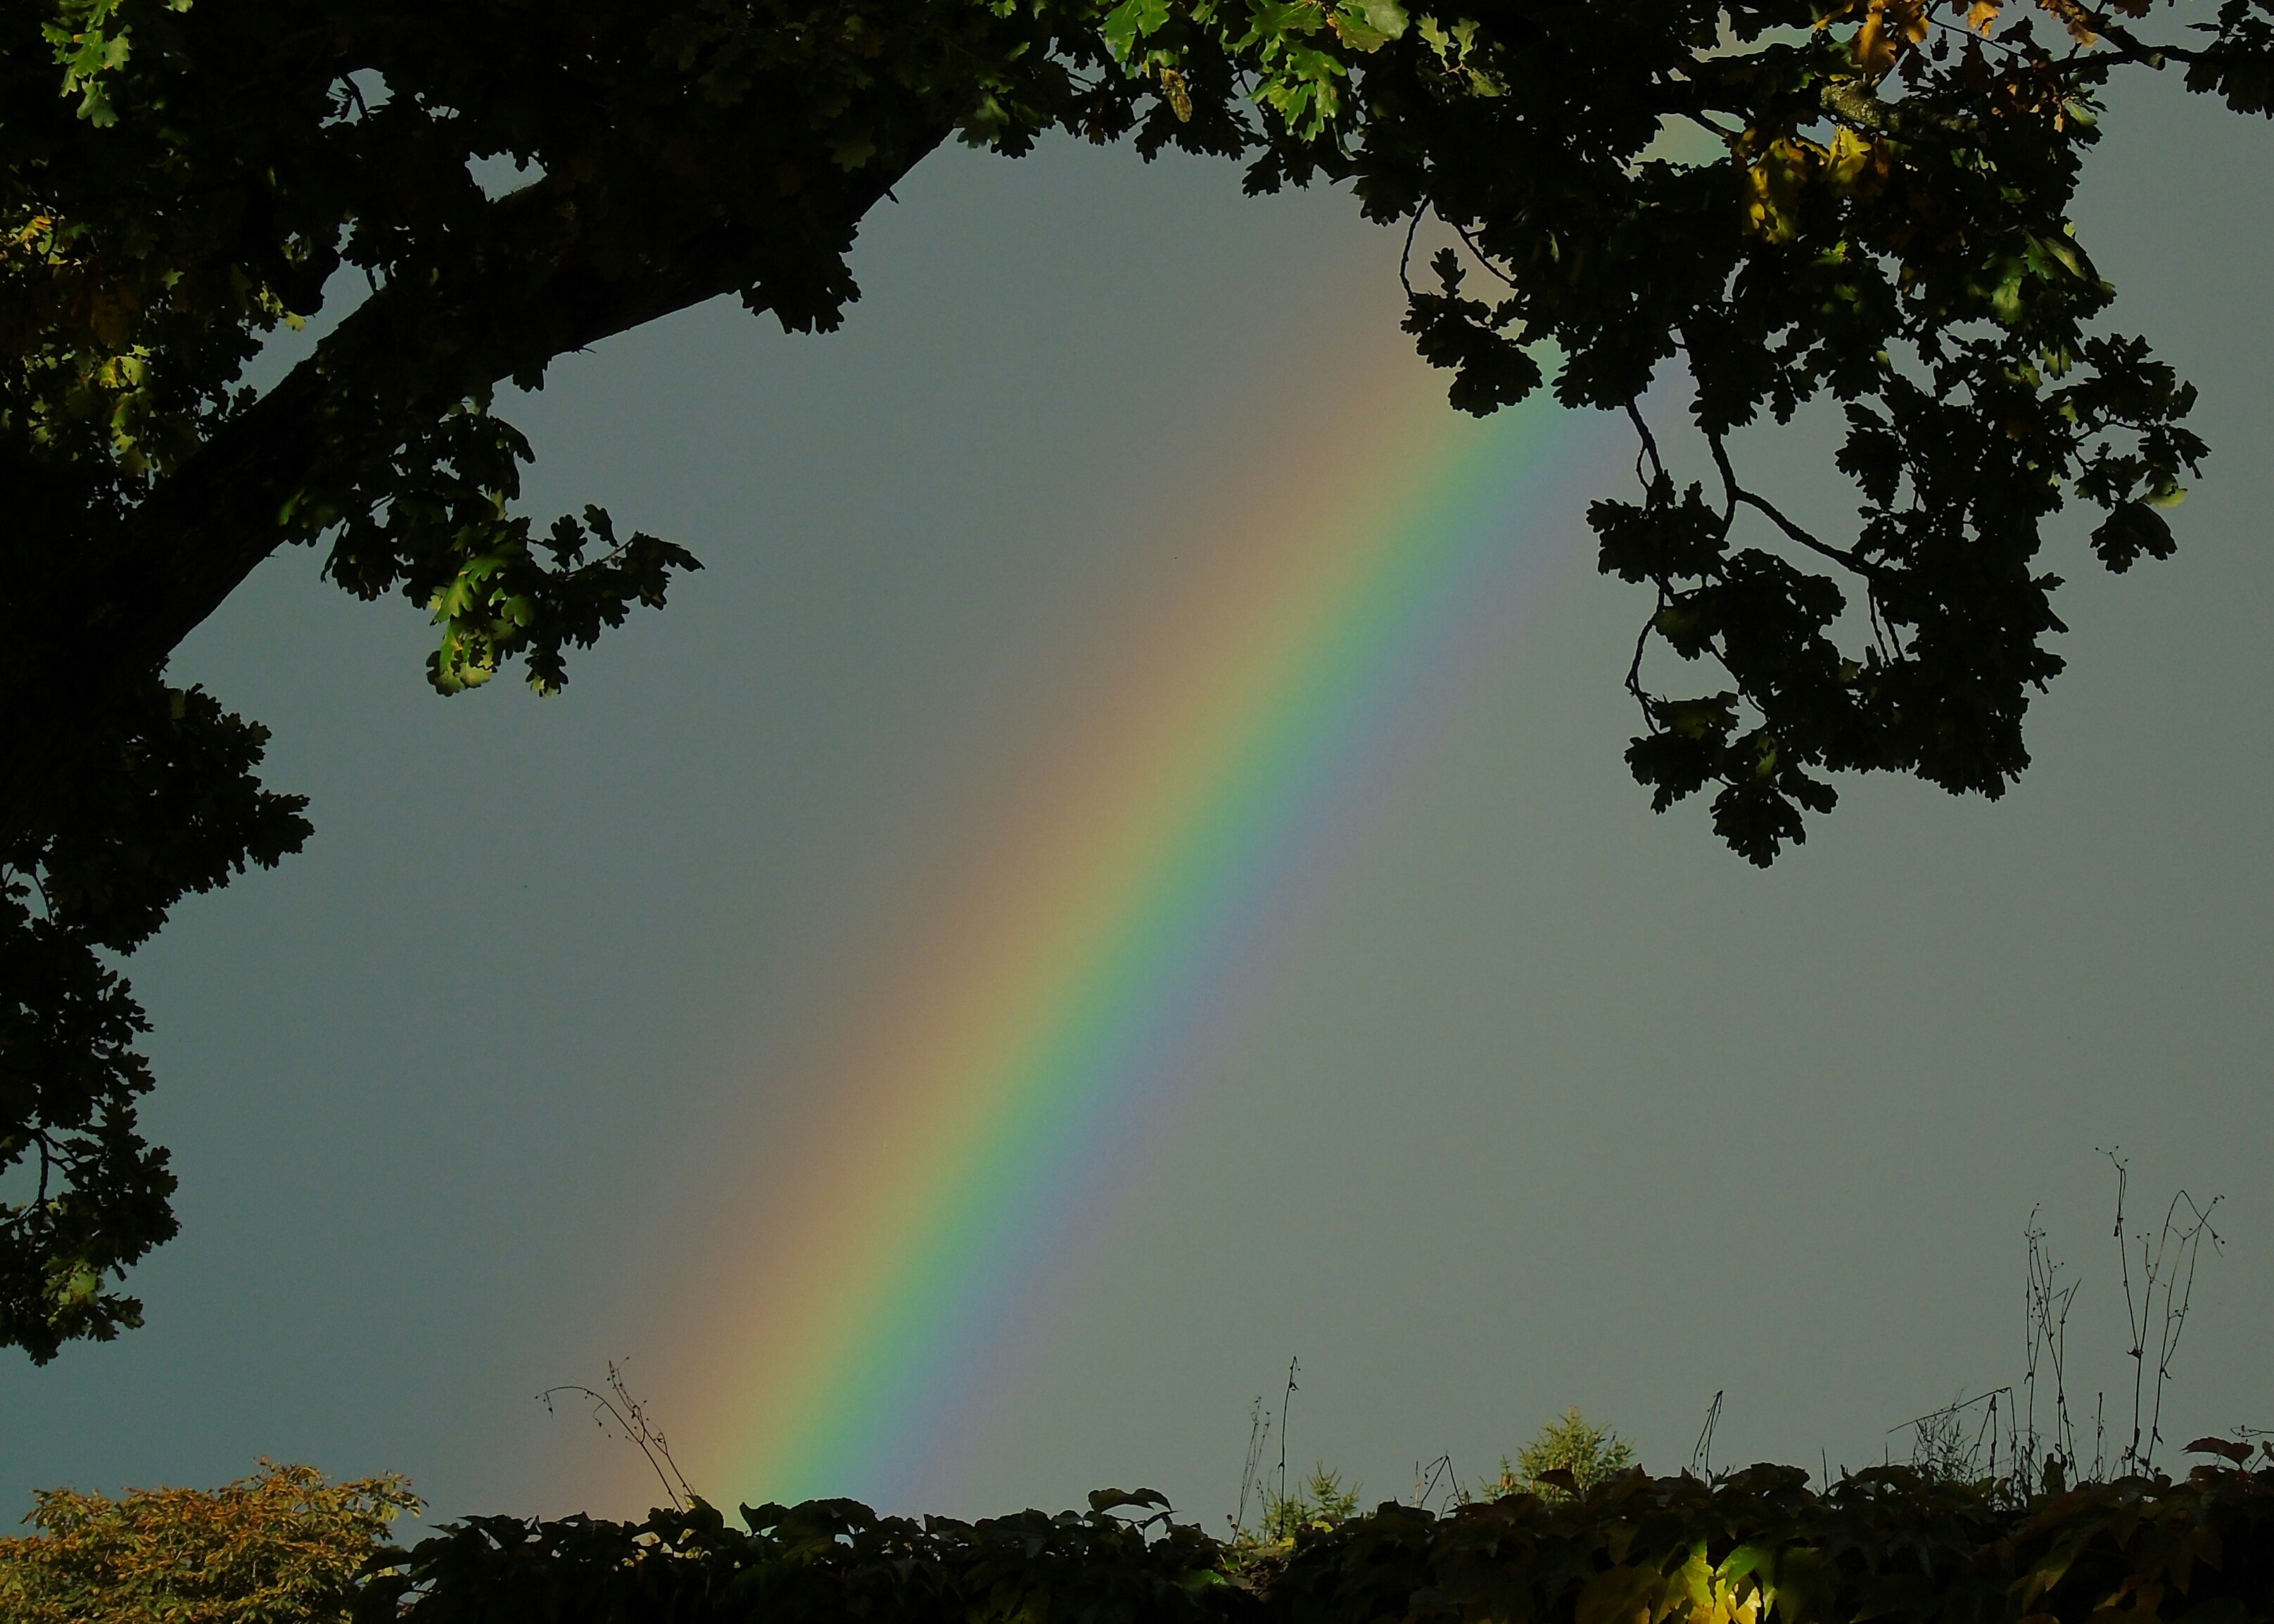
[3,0,1180,1362]
[0,1459,420,1623]
[4,0,2270,1359]
[1473,1406,1638,1500]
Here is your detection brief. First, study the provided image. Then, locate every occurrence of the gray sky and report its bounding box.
[5,70,2270,1534]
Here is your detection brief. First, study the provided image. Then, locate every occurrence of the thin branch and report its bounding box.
[1275,1356,1300,1514]
[1622,398,1668,712]
[1398,203,1428,300]
[1680,110,1744,143]
[2142,1188,2223,1470]
[1865,582,1903,664]
[1925,14,2038,61]
[2095,18,2209,68]
[1691,1390,1724,1478]
[1706,431,1880,576]
[1449,220,1519,289]
[1626,590,1662,710]
[539,1359,696,1511]
[1626,398,1668,488]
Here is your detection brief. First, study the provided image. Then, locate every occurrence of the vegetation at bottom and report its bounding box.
[1228,1401,1634,1558]
[3,1169,2239,1621]
[16,1438,2274,1624]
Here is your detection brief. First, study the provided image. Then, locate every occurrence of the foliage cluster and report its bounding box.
[1472,1407,1641,1503]
[10,0,2274,1358]
[1242,1467,1366,1551]
[0,1459,420,1624]
[355,1488,1229,1624]
[4,0,1155,1363]
[335,1454,2274,1624]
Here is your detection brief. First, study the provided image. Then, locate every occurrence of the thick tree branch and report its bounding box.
[77,138,948,687]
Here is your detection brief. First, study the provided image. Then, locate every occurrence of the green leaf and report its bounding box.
[1088,1487,1172,1514]
[1331,0,1407,51]
[1102,0,1172,63]
[2090,501,2175,573]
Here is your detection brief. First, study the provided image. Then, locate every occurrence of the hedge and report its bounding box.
[355,1454,2274,1624]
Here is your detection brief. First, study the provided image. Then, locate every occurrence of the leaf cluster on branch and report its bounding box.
[6,0,2273,1357]
[2,0,1191,1359]
[1102,0,2261,862]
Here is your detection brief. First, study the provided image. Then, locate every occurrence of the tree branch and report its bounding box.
[74,138,950,689]
[1706,431,1879,578]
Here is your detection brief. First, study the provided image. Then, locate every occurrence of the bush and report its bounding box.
[350,1454,2274,1624]
[1472,1407,1638,1502]
[0,1459,419,1624]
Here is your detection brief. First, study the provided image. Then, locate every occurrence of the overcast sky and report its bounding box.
[6,70,2271,1533]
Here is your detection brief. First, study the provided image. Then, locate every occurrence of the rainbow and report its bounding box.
[671,350,1601,1508]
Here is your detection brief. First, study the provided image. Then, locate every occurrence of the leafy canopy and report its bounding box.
[6,0,2271,1359]
[0,1459,420,1624]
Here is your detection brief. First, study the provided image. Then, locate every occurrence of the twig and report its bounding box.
[1233,1395,1271,1536]
[1691,1390,1724,1478]
[1276,1357,1300,1514]
[1706,431,1879,576]
[538,1358,695,1511]
[1626,398,1668,489]
[1398,205,1428,300]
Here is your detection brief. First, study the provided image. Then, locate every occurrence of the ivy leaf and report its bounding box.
[1087,1487,1172,1514]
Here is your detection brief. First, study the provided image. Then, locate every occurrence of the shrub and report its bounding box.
[0,1459,419,1624]
[350,1452,2274,1624]
[1472,1406,1638,1502]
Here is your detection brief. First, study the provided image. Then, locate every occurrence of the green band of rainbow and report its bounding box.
[667,358,1599,1506]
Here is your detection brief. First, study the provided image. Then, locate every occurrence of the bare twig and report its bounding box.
[2102,1148,2223,1473]
[2020,1205,2083,1489]
[1397,205,1428,301]
[1409,1453,1457,1511]
[1893,1388,2014,1485]
[1276,1357,1300,1514]
[539,1358,695,1511]
[1233,1395,1271,1537]
[1691,1390,1724,1478]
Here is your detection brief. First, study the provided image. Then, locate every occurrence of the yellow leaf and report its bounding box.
[1745,137,1820,243]
[1967,0,2002,32]
[1825,127,1893,195]
[2033,0,2098,43]
[1853,0,1928,77]
[1159,65,1193,120]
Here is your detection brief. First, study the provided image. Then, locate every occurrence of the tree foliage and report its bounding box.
[0,1459,420,1624]
[6,0,2273,1358]
[1110,0,2252,864]
[1475,1408,1640,1502]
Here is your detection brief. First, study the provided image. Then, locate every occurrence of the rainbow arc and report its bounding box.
[669,360,1594,1505]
